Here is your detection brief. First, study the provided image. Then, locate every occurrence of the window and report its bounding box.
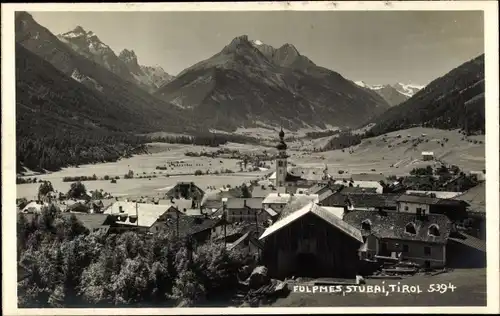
[405,223,417,235]
[361,220,372,231]
[278,161,283,167]
[424,246,431,256]
[428,224,440,237]
[404,206,409,211]
[403,244,409,253]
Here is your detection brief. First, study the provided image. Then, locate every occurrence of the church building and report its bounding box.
[271,129,331,192]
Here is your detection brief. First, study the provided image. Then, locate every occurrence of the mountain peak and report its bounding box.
[119,49,137,60]
[73,25,86,34]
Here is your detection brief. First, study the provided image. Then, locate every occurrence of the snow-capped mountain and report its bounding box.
[354,81,424,106]
[58,26,174,93]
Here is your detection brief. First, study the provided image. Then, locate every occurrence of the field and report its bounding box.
[16,127,485,200]
[287,127,485,176]
[271,268,487,307]
[17,143,270,200]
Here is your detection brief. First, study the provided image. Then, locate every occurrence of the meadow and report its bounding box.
[16,128,485,200]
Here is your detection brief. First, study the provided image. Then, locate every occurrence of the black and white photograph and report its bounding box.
[2,1,499,314]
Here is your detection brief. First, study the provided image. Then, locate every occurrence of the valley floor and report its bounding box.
[16,128,485,200]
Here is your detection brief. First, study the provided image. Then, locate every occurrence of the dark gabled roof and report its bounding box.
[343,210,452,244]
[285,172,304,182]
[453,182,485,213]
[339,186,378,194]
[278,194,320,220]
[164,215,223,238]
[308,183,331,195]
[347,193,401,209]
[61,213,111,231]
[318,189,335,202]
[319,192,350,207]
[226,197,263,210]
[397,194,466,207]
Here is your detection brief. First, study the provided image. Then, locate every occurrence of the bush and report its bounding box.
[194,170,203,176]
[111,179,117,184]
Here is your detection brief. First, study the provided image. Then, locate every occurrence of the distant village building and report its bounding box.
[226,231,264,261]
[396,195,468,222]
[163,182,205,207]
[61,213,112,235]
[421,151,434,161]
[104,201,177,234]
[344,210,452,269]
[260,202,363,279]
[453,182,486,240]
[222,197,264,223]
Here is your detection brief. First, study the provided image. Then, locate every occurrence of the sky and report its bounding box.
[30,10,484,86]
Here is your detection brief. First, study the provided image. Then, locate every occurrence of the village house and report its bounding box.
[346,193,400,211]
[166,214,226,244]
[453,182,486,240]
[333,179,384,194]
[343,210,452,269]
[405,190,463,199]
[396,194,468,222]
[262,192,291,212]
[250,184,286,198]
[163,181,205,207]
[258,207,280,225]
[221,197,264,223]
[226,230,264,261]
[61,213,113,235]
[259,201,363,279]
[422,151,434,161]
[104,201,177,234]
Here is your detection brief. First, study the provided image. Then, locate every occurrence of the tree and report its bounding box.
[67,181,87,199]
[38,181,54,200]
[240,183,251,198]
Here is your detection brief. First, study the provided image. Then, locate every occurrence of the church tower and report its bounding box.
[275,128,288,187]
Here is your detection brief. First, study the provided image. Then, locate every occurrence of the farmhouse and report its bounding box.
[104,201,177,234]
[405,190,463,199]
[346,193,400,211]
[262,192,291,212]
[343,210,452,269]
[422,151,434,161]
[226,231,264,260]
[453,182,486,240]
[396,195,468,222]
[163,181,205,206]
[259,202,363,279]
[166,215,226,244]
[222,197,264,223]
[61,213,112,235]
[333,179,384,194]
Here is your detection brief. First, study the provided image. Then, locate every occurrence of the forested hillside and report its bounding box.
[364,54,485,137]
[16,44,147,173]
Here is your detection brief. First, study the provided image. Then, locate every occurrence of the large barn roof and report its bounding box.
[259,202,363,243]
